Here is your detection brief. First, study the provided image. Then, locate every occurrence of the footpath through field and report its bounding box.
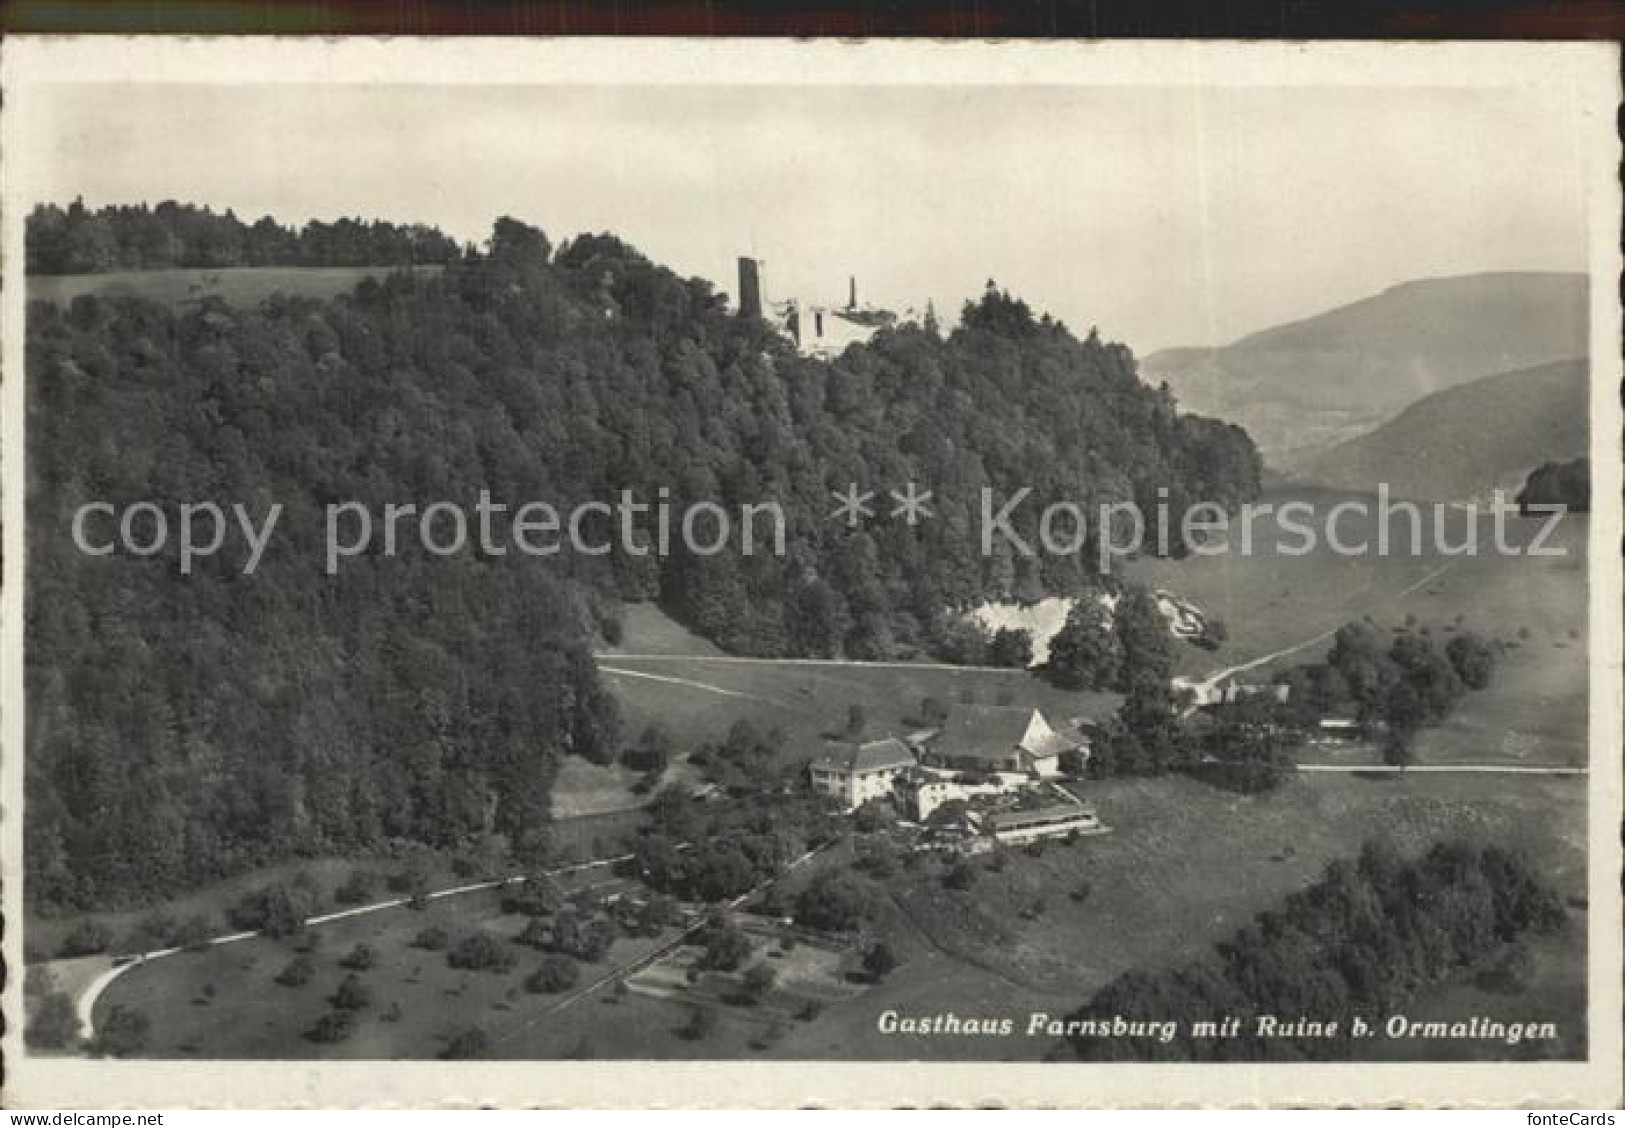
[602,653,1017,673]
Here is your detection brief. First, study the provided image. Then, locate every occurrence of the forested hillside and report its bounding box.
[26,213,1259,912]
[27,199,462,274]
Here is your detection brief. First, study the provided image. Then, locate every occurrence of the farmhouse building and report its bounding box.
[808,737,918,810]
[1313,717,1371,743]
[915,707,1086,778]
[1218,682,1291,706]
[894,769,1006,822]
[987,800,1102,845]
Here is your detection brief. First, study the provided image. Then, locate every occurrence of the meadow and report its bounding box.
[596,607,1120,779]
[1126,488,1588,679]
[90,767,1584,1061]
[768,770,1587,1061]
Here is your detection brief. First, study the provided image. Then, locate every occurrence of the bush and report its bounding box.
[340,943,376,971]
[624,723,675,772]
[441,1027,489,1060]
[525,954,580,994]
[635,895,678,936]
[276,955,316,987]
[501,874,563,917]
[58,920,113,958]
[333,870,377,906]
[448,933,516,973]
[228,883,315,938]
[526,910,617,962]
[124,910,178,953]
[411,927,450,951]
[918,696,949,727]
[680,1005,717,1041]
[308,1010,354,1044]
[331,973,373,1011]
[26,992,81,1050]
[171,913,216,949]
[738,962,777,1005]
[944,860,978,891]
[862,941,899,982]
[793,872,872,932]
[91,1005,151,1057]
[516,916,552,949]
[1445,632,1498,691]
[386,865,430,894]
[699,920,753,972]
[852,801,897,834]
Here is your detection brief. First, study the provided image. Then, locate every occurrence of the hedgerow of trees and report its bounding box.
[1064,840,1566,1061]
[1274,621,1501,762]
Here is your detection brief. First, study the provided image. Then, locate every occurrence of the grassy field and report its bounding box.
[1126,488,1588,680]
[26,851,479,963]
[91,767,1585,1060]
[94,863,677,1059]
[768,770,1587,1061]
[598,652,1119,779]
[27,265,443,308]
[602,604,725,658]
[600,602,1118,765]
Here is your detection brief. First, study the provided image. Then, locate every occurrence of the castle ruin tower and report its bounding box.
[738,257,765,320]
[848,275,857,311]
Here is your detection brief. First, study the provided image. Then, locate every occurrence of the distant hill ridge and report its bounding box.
[1283,358,1588,503]
[1141,271,1588,463]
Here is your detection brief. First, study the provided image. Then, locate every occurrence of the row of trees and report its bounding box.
[1044,586,1174,695]
[1084,614,1501,790]
[1044,585,1192,780]
[1276,621,1500,763]
[27,199,462,274]
[1064,840,1567,1061]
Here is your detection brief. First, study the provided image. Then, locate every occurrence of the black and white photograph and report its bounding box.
[3,37,1619,1109]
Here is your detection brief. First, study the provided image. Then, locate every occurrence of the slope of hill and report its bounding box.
[1141,272,1588,462]
[1284,359,1588,502]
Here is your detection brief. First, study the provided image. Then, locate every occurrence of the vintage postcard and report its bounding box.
[2,37,1620,1108]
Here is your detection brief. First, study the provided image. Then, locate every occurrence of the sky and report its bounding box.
[30,81,1595,352]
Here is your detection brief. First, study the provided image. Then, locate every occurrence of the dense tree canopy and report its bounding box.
[1517,457,1589,514]
[26,211,1261,912]
[1064,840,1565,1061]
[27,200,462,274]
